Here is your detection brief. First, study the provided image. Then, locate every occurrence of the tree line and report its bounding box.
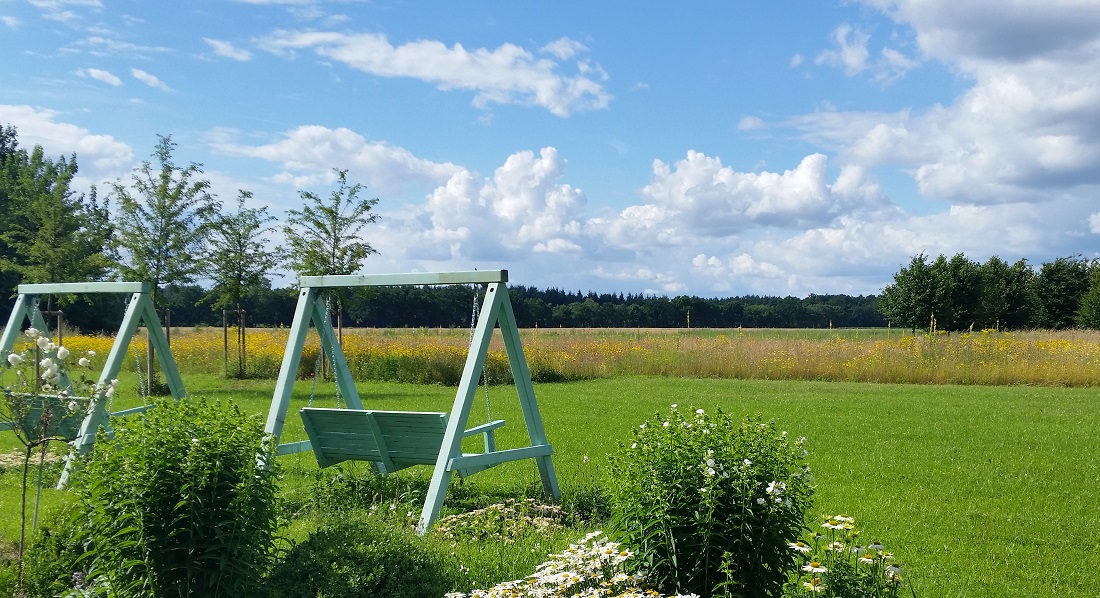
[880,253,1100,331]
[145,284,885,330]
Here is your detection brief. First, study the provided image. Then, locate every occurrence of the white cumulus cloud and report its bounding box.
[210,125,463,198]
[256,31,611,117]
[406,147,588,261]
[0,104,133,177]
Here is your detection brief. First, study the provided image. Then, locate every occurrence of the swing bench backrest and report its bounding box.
[299,407,506,475]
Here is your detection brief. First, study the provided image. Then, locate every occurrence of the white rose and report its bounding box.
[78,357,91,368]
[56,346,70,360]
[7,353,22,366]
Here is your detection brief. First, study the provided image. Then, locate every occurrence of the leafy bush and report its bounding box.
[20,505,91,598]
[264,514,456,598]
[609,406,814,598]
[0,559,17,597]
[72,397,280,597]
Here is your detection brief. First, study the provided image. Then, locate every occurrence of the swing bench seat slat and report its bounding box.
[299,407,510,475]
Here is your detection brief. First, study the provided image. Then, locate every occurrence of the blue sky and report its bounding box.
[2,0,1099,297]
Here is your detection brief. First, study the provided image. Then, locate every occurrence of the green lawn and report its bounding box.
[4,374,1098,596]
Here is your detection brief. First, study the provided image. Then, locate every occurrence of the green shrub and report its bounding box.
[20,504,90,598]
[264,515,456,598]
[0,559,17,597]
[72,397,280,597]
[609,406,814,598]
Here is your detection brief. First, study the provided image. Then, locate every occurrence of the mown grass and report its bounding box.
[6,374,1096,596]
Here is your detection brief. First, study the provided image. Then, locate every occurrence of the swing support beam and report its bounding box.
[263,270,560,533]
[0,282,186,487]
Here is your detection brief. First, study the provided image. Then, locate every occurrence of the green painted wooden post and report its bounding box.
[497,286,560,501]
[419,282,503,532]
[265,287,319,454]
[311,295,363,411]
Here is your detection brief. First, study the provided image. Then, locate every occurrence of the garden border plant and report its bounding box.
[71,396,280,597]
[609,405,815,598]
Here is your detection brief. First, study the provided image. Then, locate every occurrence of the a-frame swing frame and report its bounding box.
[263,270,560,532]
[0,282,186,487]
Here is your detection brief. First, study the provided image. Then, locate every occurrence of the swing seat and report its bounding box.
[299,407,551,478]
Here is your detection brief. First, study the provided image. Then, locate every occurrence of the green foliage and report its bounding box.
[433,499,566,545]
[1033,256,1091,329]
[201,190,280,311]
[20,505,91,598]
[72,397,280,597]
[282,168,380,278]
[1075,262,1100,328]
[883,252,1043,331]
[609,407,814,598]
[264,514,455,598]
[0,558,17,597]
[0,125,114,295]
[879,253,935,331]
[111,134,219,306]
[978,256,1034,329]
[448,530,698,598]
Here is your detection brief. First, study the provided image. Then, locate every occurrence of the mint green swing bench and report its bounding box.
[263,270,559,534]
[299,408,511,478]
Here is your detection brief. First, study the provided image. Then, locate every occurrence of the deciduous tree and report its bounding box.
[201,190,279,312]
[1033,255,1090,329]
[282,169,379,278]
[111,135,219,307]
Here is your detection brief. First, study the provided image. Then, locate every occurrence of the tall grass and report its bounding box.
[42,327,1100,387]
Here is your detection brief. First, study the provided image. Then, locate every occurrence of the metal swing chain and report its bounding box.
[307,295,343,409]
[130,343,147,411]
[328,296,343,409]
[469,285,492,421]
[306,337,322,408]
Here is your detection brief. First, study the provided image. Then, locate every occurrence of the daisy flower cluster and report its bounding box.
[444,531,699,598]
[785,515,908,597]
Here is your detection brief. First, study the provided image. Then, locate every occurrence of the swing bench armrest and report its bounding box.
[463,419,505,437]
[463,419,505,453]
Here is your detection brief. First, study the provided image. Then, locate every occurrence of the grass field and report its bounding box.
[3,327,1100,596]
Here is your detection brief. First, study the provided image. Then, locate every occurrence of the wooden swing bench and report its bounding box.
[265,271,559,533]
[299,407,553,478]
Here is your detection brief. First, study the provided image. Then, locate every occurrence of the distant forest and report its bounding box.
[50,284,887,334]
